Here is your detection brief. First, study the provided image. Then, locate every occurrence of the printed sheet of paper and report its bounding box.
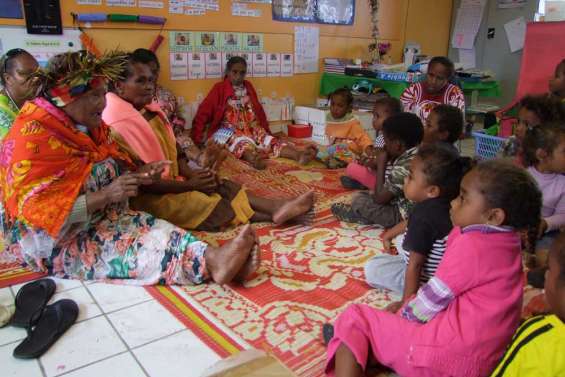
[169,0,184,13]
[106,0,136,6]
[451,0,487,49]
[459,48,476,69]
[252,52,267,77]
[294,26,319,74]
[504,16,526,52]
[267,53,281,77]
[185,8,206,15]
[281,53,293,76]
[242,33,264,52]
[195,32,220,52]
[169,31,193,52]
[184,0,219,11]
[232,2,262,17]
[188,52,205,79]
[221,32,242,51]
[139,0,163,8]
[77,0,102,4]
[170,52,188,80]
[240,52,253,75]
[205,52,222,78]
[545,1,565,21]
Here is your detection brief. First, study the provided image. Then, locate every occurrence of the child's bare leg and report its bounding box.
[242,150,266,170]
[335,344,364,377]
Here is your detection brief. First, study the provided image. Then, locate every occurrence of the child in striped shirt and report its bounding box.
[365,143,472,312]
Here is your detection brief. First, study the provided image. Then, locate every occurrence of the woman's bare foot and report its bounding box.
[235,244,261,283]
[298,146,317,165]
[243,150,267,170]
[205,224,256,285]
[272,190,315,225]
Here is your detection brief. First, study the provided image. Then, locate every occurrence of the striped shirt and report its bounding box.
[489,314,565,377]
[400,197,452,282]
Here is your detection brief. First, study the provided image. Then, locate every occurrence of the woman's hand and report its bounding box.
[186,168,218,194]
[199,140,229,171]
[137,160,172,183]
[103,174,143,203]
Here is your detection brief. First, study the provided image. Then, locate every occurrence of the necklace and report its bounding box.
[4,88,20,111]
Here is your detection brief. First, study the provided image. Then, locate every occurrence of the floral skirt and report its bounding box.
[44,209,209,286]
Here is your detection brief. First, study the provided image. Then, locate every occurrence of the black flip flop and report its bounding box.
[11,279,56,328]
[13,299,79,359]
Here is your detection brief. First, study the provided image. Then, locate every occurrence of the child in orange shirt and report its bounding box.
[316,88,373,168]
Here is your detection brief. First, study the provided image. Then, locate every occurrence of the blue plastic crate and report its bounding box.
[472,131,506,160]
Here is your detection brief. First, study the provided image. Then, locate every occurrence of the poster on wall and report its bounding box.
[169,31,193,52]
[242,33,264,52]
[205,52,222,78]
[294,26,319,73]
[272,0,354,25]
[281,53,293,76]
[170,52,188,80]
[240,52,253,75]
[267,53,281,77]
[195,32,220,52]
[2,0,23,19]
[252,53,267,77]
[188,52,205,79]
[23,0,63,35]
[221,32,242,51]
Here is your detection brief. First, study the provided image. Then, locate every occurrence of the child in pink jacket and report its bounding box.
[326,160,542,377]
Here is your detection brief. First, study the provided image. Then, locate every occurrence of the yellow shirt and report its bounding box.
[490,314,565,377]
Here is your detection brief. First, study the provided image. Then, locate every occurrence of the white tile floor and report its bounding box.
[0,278,223,377]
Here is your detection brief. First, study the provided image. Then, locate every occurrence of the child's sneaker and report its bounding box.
[340,176,368,190]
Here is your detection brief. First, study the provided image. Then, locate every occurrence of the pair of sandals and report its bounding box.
[7,279,78,359]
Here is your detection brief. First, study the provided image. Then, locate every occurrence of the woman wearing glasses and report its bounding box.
[0,48,39,139]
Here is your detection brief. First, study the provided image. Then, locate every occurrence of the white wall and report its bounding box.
[449,0,540,105]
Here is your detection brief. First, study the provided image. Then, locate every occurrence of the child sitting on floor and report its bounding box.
[489,232,565,377]
[325,160,542,377]
[549,58,565,102]
[365,143,472,313]
[331,112,423,227]
[522,123,565,288]
[341,96,402,190]
[499,95,565,165]
[316,88,373,168]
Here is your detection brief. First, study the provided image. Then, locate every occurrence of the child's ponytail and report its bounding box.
[523,123,565,167]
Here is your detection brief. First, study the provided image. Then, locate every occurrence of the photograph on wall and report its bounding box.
[281,53,294,76]
[242,33,264,52]
[205,52,222,78]
[221,32,242,51]
[169,52,188,80]
[272,0,316,22]
[195,32,220,52]
[169,31,193,52]
[239,52,253,76]
[252,52,267,77]
[316,0,354,25]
